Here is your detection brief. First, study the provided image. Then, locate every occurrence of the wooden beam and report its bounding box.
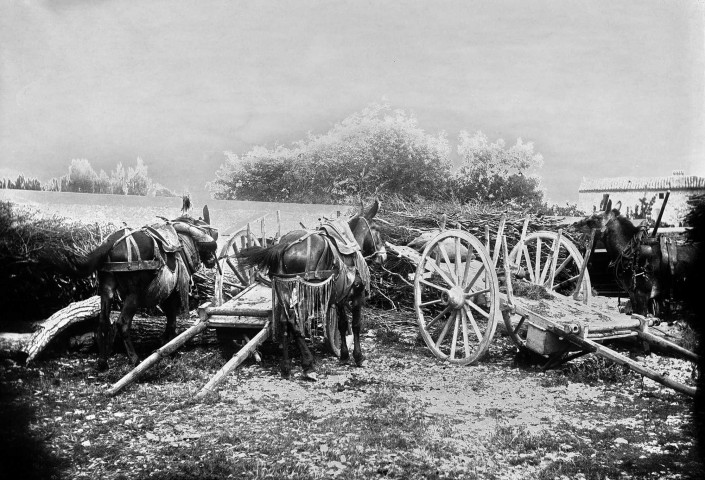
[195,322,270,399]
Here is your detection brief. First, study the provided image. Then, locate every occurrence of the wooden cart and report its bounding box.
[387,216,697,396]
[108,213,343,397]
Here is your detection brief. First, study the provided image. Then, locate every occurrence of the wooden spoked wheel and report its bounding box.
[214,229,262,306]
[506,231,591,349]
[413,230,500,365]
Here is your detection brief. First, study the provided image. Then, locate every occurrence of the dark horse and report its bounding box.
[573,200,697,317]
[238,200,386,380]
[49,205,218,370]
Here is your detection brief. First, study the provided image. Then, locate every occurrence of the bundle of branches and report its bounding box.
[367,197,585,312]
[0,201,215,322]
[0,201,113,321]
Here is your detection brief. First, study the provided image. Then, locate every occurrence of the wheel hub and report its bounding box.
[442,286,466,309]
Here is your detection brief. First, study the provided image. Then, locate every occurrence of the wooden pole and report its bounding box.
[501,235,514,308]
[195,321,270,399]
[636,330,699,363]
[652,190,670,237]
[261,217,266,246]
[492,214,507,268]
[546,229,563,290]
[276,210,281,243]
[107,320,210,396]
[568,335,696,397]
[484,225,490,252]
[573,228,596,302]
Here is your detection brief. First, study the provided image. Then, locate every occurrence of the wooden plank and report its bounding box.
[207,315,269,329]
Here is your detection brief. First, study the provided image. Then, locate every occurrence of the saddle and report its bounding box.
[144,223,182,252]
[100,223,182,272]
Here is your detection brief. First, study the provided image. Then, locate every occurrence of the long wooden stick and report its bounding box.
[501,235,514,308]
[195,321,270,399]
[573,228,596,302]
[492,214,506,268]
[568,335,696,397]
[636,330,699,363]
[107,320,210,396]
[546,229,562,289]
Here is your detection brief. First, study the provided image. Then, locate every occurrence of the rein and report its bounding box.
[355,217,385,260]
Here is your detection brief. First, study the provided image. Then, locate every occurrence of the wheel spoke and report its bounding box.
[465,299,490,318]
[419,278,450,294]
[464,306,484,342]
[461,244,475,286]
[466,288,490,297]
[437,241,456,283]
[449,311,460,359]
[434,312,455,348]
[554,255,572,278]
[534,238,542,282]
[454,237,462,281]
[522,246,536,282]
[460,307,471,357]
[420,298,444,307]
[553,273,580,290]
[424,258,456,287]
[463,264,485,292]
[426,305,453,330]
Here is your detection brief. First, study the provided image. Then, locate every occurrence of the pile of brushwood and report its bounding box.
[367,197,584,311]
[0,201,213,323]
[0,201,112,321]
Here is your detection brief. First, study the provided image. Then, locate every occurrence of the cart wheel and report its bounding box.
[506,231,592,349]
[414,230,500,365]
[214,229,261,306]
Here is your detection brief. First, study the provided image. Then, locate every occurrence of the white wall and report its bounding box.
[577,189,705,226]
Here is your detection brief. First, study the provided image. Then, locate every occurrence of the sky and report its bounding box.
[1,0,703,204]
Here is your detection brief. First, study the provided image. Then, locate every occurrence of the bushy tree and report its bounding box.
[65,159,99,193]
[209,103,452,203]
[453,131,544,208]
[126,157,152,195]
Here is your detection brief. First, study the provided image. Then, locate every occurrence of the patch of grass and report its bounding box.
[561,356,632,384]
[538,372,569,388]
[375,325,402,345]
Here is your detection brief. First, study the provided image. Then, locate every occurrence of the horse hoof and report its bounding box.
[302,371,318,382]
[354,355,366,368]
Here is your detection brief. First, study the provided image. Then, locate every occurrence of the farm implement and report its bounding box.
[107,210,698,398]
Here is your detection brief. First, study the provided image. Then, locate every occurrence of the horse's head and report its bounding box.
[172,205,219,269]
[349,199,387,264]
[572,200,623,235]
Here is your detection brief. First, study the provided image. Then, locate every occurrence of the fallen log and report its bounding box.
[0,298,218,361]
[26,296,102,363]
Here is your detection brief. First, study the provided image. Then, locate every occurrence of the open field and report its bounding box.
[0,191,702,479]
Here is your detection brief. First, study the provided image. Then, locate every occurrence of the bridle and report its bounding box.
[355,217,387,262]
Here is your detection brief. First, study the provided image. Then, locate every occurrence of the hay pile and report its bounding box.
[0,201,113,321]
[368,198,583,311]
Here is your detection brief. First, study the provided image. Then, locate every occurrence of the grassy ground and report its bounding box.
[0,308,702,480]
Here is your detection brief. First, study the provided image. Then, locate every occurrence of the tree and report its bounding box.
[209,103,452,203]
[126,157,152,196]
[453,131,544,208]
[65,159,99,193]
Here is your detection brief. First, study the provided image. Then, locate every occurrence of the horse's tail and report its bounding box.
[41,237,114,277]
[237,243,289,273]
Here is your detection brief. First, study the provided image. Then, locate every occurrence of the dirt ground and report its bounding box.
[0,306,702,480]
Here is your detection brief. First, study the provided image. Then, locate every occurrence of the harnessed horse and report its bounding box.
[237,200,386,379]
[573,200,697,317]
[50,205,218,370]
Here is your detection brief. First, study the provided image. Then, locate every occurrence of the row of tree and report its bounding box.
[1,158,177,197]
[208,103,550,210]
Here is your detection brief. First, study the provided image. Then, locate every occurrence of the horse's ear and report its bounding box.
[605,200,612,212]
[614,201,621,213]
[364,199,380,220]
[203,205,211,225]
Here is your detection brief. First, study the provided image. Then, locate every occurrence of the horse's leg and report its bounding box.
[117,294,140,366]
[350,285,366,367]
[160,290,180,345]
[95,274,116,371]
[336,304,350,363]
[289,318,316,381]
[277,302,292,379]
